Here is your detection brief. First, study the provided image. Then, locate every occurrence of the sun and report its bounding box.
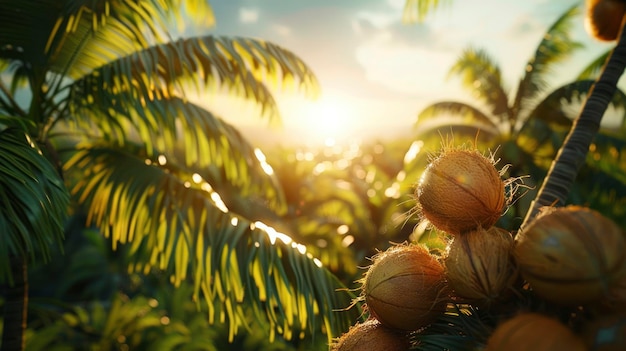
[287,94,356,146]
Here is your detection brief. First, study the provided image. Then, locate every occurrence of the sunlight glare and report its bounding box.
[254,148,274,175]
[297,94,356,145]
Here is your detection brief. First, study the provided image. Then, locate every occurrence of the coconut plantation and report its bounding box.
[1,0,626,350]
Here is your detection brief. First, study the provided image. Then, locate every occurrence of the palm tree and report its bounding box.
[413,5,626,225]
[523,4,626,223]
[0,1,356,350]
[405,1,626,226]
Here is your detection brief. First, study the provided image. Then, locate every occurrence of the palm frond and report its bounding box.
[416,123,500,146]
[0,114,37,134]
[449,48,510,117]
[65,35,319,124]
[577,49,611,80]
[46,0,215,77]
[0,0,213,66]
[402,0,450,24]
[586,131,626,184]
[0,0,61,64]
[417,101,499,134]
[524,80,626,133]
[61,97,287,212]
[0,128,69,285]
[516,117,567,161]
[61,142,358,342]
[512,4,582,112]
[523,80,591,128]
[411,304,492,351]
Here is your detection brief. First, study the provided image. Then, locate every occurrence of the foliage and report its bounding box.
[265,139,420,284]
[0,0,358,346]
[22,212,338,350]
[402,0,451,23]
[0,128,69,285]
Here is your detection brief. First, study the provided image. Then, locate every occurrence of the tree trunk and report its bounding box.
[521,16,626,227]
[1,255,28,351]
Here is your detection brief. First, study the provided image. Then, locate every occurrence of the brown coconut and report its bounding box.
[416,149,505,235]
[331,319,411,351]
[445,227,517,304]
[514,206,626,305]
[363,244,448,331]
[486,313,586,351]
[585,0,626,41]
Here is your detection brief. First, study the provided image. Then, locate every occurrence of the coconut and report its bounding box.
[486,313,586,351]
[416,149,505,235]
[514,206,626,305]
[331,319,411,351]
[585,0,626,41]
[363,244,448,331]
[445,226,517,304]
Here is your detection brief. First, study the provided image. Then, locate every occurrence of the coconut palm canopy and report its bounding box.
[0,0,357,345]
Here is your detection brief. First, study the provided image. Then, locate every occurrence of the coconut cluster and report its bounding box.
[333,143,626,351]
[414,147,518,305]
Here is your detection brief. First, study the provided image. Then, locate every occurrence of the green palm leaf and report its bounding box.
[65,35,319,125]
[512,4,582,112]
[402,0,450,23]
[577,49,611,80]
[587,130,626,184]
[0,0,60,64]
[416,101,499,134]
[524,80,597,128]
[448,48,510,117]
[521,80,626,151]
[0,0,213,65]
[62,97,287,212]
[0,128,69,285]
[61,142,358,342]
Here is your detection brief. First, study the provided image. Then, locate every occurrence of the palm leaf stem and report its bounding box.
[522,16,626,225]
[0,80,27,117]
[45,30,92,116]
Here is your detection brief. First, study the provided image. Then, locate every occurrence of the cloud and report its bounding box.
[239,7,259,23]
[354,11,397,29]
[271,24,291,36]
[387,0,405,11]
[355,38,461,98]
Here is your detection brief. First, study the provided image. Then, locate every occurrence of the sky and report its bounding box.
[190,0,616,147]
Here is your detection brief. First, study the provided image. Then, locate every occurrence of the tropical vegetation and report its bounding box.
[3,0,626,350]
[0,0,358,350]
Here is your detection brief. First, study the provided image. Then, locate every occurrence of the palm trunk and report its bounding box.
[1,255,28,351]
[521,16,626,227]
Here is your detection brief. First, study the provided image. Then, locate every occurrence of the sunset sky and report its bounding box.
[195,0,614,146]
